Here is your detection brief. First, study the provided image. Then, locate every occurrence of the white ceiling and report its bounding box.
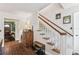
[0,3,49,13]
[61,3,79,9]
[0,3,79,13]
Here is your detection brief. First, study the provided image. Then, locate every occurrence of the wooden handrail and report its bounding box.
[38,16,66,35]
[39,14,73,37]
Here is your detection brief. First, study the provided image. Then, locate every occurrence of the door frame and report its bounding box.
[4,18,17,41]
[73,12,79,53]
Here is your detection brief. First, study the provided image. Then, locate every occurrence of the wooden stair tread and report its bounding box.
[34,41,45,47]
[40,33,45,35]
[37,29,42,31]
[47,42,54,46]
[43,37,50,40]
[52,48,60,54]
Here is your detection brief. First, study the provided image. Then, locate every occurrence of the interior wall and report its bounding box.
[39,4,79,35]
[13,12,33,41]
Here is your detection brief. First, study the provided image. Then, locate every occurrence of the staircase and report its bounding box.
[34,13,73,55]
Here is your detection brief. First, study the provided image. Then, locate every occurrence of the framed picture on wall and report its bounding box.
[56,13,61,19]
[63,15,71,24]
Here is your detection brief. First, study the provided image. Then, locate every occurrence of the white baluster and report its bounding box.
[59,35,66,55]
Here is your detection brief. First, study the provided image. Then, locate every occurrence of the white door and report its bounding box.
[74,12,79,53]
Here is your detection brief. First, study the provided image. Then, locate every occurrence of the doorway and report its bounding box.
[4,18,15,42]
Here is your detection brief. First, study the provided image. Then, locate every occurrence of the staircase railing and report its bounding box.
[38,16,66,36]
[39,14,73,37]
[37,13,73,55]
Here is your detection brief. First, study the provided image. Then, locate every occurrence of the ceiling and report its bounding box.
[0,3,49,13]
[0,3,79,13]
[61,3,79,9]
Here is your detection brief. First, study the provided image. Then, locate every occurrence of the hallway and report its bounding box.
[0,3,79,55]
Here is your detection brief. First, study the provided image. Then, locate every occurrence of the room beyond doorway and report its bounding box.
[4,18,15,42]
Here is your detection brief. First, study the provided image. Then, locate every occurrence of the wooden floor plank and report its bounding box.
[3,41,35,55]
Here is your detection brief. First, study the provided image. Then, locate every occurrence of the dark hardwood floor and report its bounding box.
[3,41,35,55]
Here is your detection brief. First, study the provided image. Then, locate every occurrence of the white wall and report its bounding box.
[13,11,33,41]
[40,5,79,34]
[39,4,79,34]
